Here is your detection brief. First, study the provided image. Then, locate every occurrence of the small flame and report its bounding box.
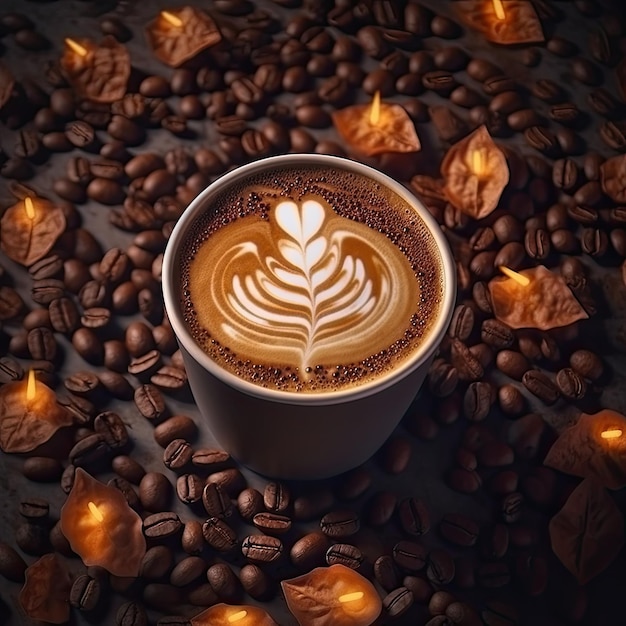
[65,38,89,57]
[492,0,506,20]
[26,370,36,402]
[339,591,364,603]
[227,611,248,623]
[88,501,104,522]
[369,91,381,126]
[471,149,486,177]
[161,10,183,28]
[24,197,35,220]
[601,429,622,439]
[499,266,530,287]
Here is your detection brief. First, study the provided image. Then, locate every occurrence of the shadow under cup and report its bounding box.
[163,154,456,480]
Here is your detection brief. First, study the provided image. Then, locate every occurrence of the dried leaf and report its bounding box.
[191,603,278,626]
[18,553,72,624]
[489,265,588,330]
[442,125,509,219]
[0,378,73,453]
[456,0,545,44]
[549,478,624,584]
[0,197,66,267]
[544,410,626,489]
[600,154,626,203]
[60,468,146,577]
[0,61,15,111]
[146,6,222,68]
[332,102,420,156]
[60,36,130,103]
[281,564,382,626]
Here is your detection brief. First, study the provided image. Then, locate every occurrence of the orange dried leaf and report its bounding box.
[18,553,72,624]
[281,564,382,626]
[456,0,544,44]
[0,378,73,453]
[442,125,509,219]
[549,478,624,584]
[600,154,626,203]
[489,265,588,330]
[0,197,66,267]
[544,410,626,489]
[191,603,279,626]
[332,103,420,156]
[146,6,222,67]
[60,36,130,103]
[60,468,146,577]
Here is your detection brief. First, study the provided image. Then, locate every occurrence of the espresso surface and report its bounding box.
[181,166,444,392]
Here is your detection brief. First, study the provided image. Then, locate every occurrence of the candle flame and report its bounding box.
[601,429,622,439]
[88,501,104,522]
[499,266,530,287]
[369,91,381,126]
[471,149,486,177]
[24,197,35,220]
[492,0,506,19]
[26,370,36,402]
[227,611,248,623]
[161,10,183,27]
[339,591,364,603]
[65,38,89,57]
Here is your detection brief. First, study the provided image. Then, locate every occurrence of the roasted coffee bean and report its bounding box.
[463,382,494,421]
[600,121,626,151]
[27,327,57,361]
[392,540,427,572]
[320,510,360,537]
[70,574,100,611]
[176,474,203,505]
[0,541,27,582]
[206,562,240,602]
[325,543,363,569]
[238,563,273,601]
[450,339,483,382]
[143,512,182,539]
[128,349,162,377]
[94,411,128,448]
[365,490,397,527]
[428,359,458,397]
[448,304,474,340]
[163,438,193,470]
[69,434,110,468]
[241,534,282,563]
[524,126,560,156]
[427,549,455,585]
[440,513,479,547]
[555,367,587,399]
[293,489,335,521]
[206,469,245,498]
[384,586,414,618]
[31,279,65,305]
[398,497,430,536]
[522,370,559,404]
[290,531,328,571]
[569,349,603,380]
[200,481,232,519]
[15,521,49,555]
[501,492,524,524]
[581,227,608,256]
[496,350,530,380]
[524,227,550,259]
[552,158,579,191]
[507,108,540,131]
[201,517,237,552]
[48,297,79,334]
[181,520,204,556]
[551,228,580,253]
[531,78,564,103]
[253,512,292,535]
[139,472,172,512]
[65,120,95,148]
[19,498,49,520]
[472,281,493,314]
[170,556,205,588]
[192,447,231,471]
[112,455,145,484]
[154,415,197,448]
[447,467,482,493]
[422,70,457,95]
[141,546,174,580]
[374,554,401,591]
[263,481,290,513]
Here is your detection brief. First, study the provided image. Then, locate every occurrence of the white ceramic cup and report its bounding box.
[163,154,456,479]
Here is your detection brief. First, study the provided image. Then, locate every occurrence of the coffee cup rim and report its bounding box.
[163,154,456,406]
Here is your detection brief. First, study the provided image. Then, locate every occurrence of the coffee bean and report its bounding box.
[551,228,580,253]
[253,512,292,535]
[448,304,474,341]
[70,574,101,611]
[398,497,430,536]
[169,556,205,588]
[569,349,603,380]
[496,350,530,380]
[22,456,63,482]
[555,367,587,399]
[392,540,427,572]
[522,370,559,404]
[531,78,564,103]
[507,109,540,131]
[427,549,455,585]
[383,586,414,618]
[290,532,329,570]
[524,126,560,156]
[18,497,49,521]
[239,563,273,600]
[176,473,203,505]
[440,513,480,547]
[263,481,290,513]
[320,510,360,537]
[112,455,145,485]
[422,70,457,95]
[69,434,110,468]
[181,520,204,556]
[428,359,458,397]
[163,438,193,471]
[139,472,172,512]
[143,512,182,539]
[241,534,282,563]
[600,121,626,151]
[0,541,27,582]
[447,468,482,494]
[325,543,363,569]
[235,488,264,521]
[207,468,246,497]
[498,384,526,416]
[374,554,401,591]
[463,381,494,421]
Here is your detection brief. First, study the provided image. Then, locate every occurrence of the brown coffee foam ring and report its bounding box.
[441,125,509,219]
[60,36,130,103]
[331,102,421,156]
[0,61,15,110]
[488,265,588,331]
[544,410,626,490]
[549,477,624,584]
[145,6,222,68]
[600,153,626,204]
[455,0,544,45]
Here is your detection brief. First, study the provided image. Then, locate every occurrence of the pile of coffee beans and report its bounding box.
[1,0,626,625]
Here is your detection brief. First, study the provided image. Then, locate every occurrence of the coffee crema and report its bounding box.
[180,166,444,393]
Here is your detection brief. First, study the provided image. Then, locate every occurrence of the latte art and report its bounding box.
[189,197,419,372]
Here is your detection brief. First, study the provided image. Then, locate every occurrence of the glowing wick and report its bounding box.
[499,266,530,287]
[65,38,89,58]
[471,149,486,177]
[339,591,365,603]
[161,10,183,28]
[492,0,506,20]
[369,91,381,126]
[601,429,623,439]
[24,197,35,220]
[88,501,104,523]
[227,611,248,623]
[26,370,36,402]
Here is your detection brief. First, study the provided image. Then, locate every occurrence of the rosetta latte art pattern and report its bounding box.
[189,196,420,374]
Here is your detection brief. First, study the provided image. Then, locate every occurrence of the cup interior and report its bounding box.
[162,154,457,406]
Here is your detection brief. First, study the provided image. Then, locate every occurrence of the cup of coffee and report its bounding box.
[163,154,456,479]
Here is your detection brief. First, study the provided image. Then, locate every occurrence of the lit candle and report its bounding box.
[146,6,222,67]
[601,429,623,439]
[492,0,506,20]
[60,469,146,577]
[332,91,420,156]
[488,265,588,330]
[60,35,130,103]
[441,125,509,219]
[0,196,66,266]
[282,564,382,626]
[191,603,278,626]
[0,371,72,453]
